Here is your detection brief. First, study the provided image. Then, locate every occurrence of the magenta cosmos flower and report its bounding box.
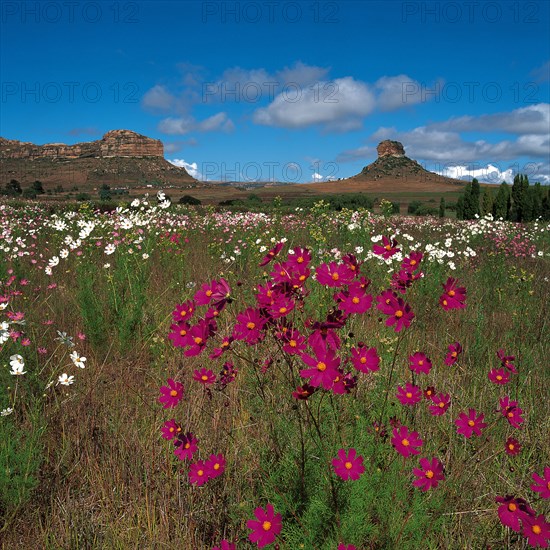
[338,545,357,550]
[391,425,423,458]
[335,283,373,315]
[396,383,423,406]
[495,495,535,532]
[259,242,284,266]
[158,378,184,409]
[531,467,550,499]
[497,348,517,373]
[316,261,354,287]
[350,346,380,374]
[193,368,216,386]
[444,342,462,366]
[287,246,312,268]
[504,437,522,456]
[161,419,181,440]
[172,300,196,323]
[372,235,400,259]
[412,457,445,491]
[174,432,198,461]
[385,297,414,332]
[332,448,365,481]
[455,409,487,438]
[194,280,218,306]
[499,396,525,428]
[523,514,550,548]
[402,251,423,272]
[247,503,282,548]
[205,453,226,479]
[439,277,466,310]
[233,307,266,344]
[189,460,209,486]
[428,393,450,416]
[300,342,341,390]
[409,352,432,375]
[488,368,510,385]
[281,329,307,355]
[212,540,236,550]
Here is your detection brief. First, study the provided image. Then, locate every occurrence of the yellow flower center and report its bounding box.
[206,290,212,297]
[180,310,187,317]
[214,463,220,470]
[246,322,256,330]
[185,442,190,449]
[508,503,517,512]
[425,470,434,479]
[406,392,412,398]
[496,375,502,381]
[317,362,327,372]
[297,256,304,263]
[448,290,455,297]
[170,390,178,397]
[507,411,514,418]
[262,521,272,531]
[299,275,306,281]
[468,420,475,427]
[222,341,229,348]
[194,337,203,345]
[395,310,403,318]
[289,340,297,347]
[533,525,542,535]
[201,375,208,381]
[451,351,457,358]
[442,299,448,306]
[352,297,360,304]
[508,444,515,450]
[418,360,423,366]
[385,299,391,305]
[410,259,417,265]
[344,461,353,470]
[360,357,367,364]
[439,402,445,408]
[169,427,175,433]
[401,439,410,447]
[279,307,287,314]
[180,329,187,336]
[331,272,339,281]
[385,244,391,250]
[197,469,204,476]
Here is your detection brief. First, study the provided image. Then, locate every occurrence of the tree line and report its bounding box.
[456,176,550,222]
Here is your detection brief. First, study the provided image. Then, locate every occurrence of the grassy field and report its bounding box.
[0,198,548,549]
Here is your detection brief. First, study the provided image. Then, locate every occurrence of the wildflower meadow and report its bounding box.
[1,196,549,549]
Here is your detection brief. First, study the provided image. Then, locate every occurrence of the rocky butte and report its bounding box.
[0,130,196,187]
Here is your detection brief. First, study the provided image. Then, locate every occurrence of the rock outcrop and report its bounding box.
[376,140,405,158]
[0,130,164,160]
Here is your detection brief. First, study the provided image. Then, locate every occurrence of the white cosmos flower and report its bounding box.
[104,244,116,255]
[57,373,75,386]
[69,351,86,369]
[142,253,149,260]
[48,256,59,267]
[10,354,26,375]
[59,249,69,259]
[1,407,14,416]
[131,199,140,208]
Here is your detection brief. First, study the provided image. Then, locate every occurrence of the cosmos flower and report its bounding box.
[174,432,198,461]
[332,448,365,481]
[384,297,414,332]
[396,383,423,406]
[439,277,466,310]
[160,419,181,440]
[444,342,462,366]
[497,348,517,373]
[57,373,75,386]
[372,235,399,259]
[259,242,284,266]
[193,368,216,386]
[531,467,550,499]
[495,495,535,532]
[188,460,209,486]
[316,261,355,287]
[158,378,184,409]
[212,541,236,550]
[499,396,525,428]
[488,368,510,385]
[205,453,226,479]
[428,393,450,416]
[522,514,550,548]
[247,503,282,548]
[412,457,445,491]
[504,437,521,456]
[350,346,380,374]
[408,352,432,374]
[391,425,423,458]
[455,409,487,438]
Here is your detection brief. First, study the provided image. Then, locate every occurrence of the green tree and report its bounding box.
[456,195,465,220]
[471,178,481,217]
[481,187,494,216]
[31,180,45,194]
[439,197,445,218]
[494,182,511,220]
[99,184,112,201]
[5,179,22,195]
[462,182,474,219]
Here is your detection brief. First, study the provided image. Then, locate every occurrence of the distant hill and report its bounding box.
[0,130,197,188]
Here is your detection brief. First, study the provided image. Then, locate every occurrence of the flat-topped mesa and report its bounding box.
[0,130,164,160]
[377,140,405,158]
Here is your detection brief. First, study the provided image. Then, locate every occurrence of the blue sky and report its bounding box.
[1,0,549,183]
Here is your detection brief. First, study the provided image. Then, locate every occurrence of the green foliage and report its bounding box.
[98,184,112,201]
[481,187,493,216]
[439,197,446,218]
[178,194,202,205]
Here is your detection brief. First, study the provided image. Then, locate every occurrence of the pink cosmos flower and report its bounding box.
[161,419,181,440]
[444,342,462,366]
[300,343,341,390]
[504,437,522,456]
[376,289,399,315]
[174,432,198,461]
[522,514,550,548]
[385,297,414,332]
[189,460,209,486]
[212,540,236,550]
[270,262,293,284]
[194,280,218,305]
[409,352,432,374]
[455,409,486,438]
[247,503,282,548]
[372,235,399,259]
[531,467,550,499]
[287,246,311,269]
[292,383,316,400]
[497,348,517,373]
[193,368,216,386]
[396,383,423,406]
[172,300,195,323]
[233,308,266,345]
[488,368,511,385]
[350,346,380,374]
[211,278,232,309]
[412,457,445,491]
[495,495,535,532]
[259,242,284,266]
[401,251,423,272]
[267,295,295,319]
[315,261,354,287]
[332,448,365,481]
[439,277,466,310]
[428,393,450,416]
[281,329,307,355]
[158,378,184,409]
[335,282,373,315]
[499,396,525,428]
[205,453,226,479]
[391,425,423,458]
